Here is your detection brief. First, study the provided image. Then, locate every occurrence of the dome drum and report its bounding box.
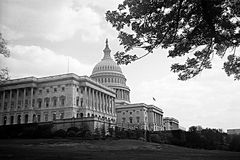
[90,39,130,104]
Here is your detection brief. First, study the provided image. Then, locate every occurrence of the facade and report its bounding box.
[227,129,240,135]
[0,73,116,127]
[163,117,179,131]
[0,39,176,132]
[116,103,163,131]
[90,39,130,105]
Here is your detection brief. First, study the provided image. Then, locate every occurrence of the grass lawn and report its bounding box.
[0,139,239,160]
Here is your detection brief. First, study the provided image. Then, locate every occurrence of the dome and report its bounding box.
[92,58,123,75]
[90,39,130,104]
[91,39,123,75]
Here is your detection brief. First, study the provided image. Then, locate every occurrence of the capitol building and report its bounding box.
[0,40,178,132]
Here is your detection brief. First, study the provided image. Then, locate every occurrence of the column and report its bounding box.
[99,92,102,112]
[23,88,26,109]
[121,90,124,100]
[1,91,5,112]
[30,87,33,109]
[84,86,87,108]
[16,89,19,110]
[96,91,99,111]
[9,90,12,111]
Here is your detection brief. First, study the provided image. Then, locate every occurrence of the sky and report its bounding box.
[0,0,239,132]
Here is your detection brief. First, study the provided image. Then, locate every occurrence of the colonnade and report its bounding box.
[83,86,115,115]
[115,89,130,101]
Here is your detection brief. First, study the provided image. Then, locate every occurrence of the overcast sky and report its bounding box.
[0,0,239,131]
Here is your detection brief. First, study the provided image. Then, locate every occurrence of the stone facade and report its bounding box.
[163,117,179,130]
[0,39,180,132]
[0,74,116,127]
[116,103,163,131]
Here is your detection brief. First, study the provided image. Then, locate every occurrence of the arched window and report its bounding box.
[24,114,28,124]
[59,95,66,106]
[17,115,21,124]
[33,114,36,123]
[3,116,7,125]
[44,97,50,108]
[10,116,14,125]
[91,114,94,117]
[87,113,90,117]
[129,117,133,124]
[76,96,79,106]
[80,113,83,118]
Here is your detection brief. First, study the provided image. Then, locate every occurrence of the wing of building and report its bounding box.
[0,39,180,132]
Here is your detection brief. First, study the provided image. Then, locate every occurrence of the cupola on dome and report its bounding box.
[91,39,123,75]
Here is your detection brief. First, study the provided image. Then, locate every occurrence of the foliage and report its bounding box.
[0,33,10,81]
[54,129,66,138]
[106,0,240,80]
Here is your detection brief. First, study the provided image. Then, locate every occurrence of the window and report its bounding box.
[18,100,21,109]
[46,89,49,93]
[44,114,48,122]
[10,102,14,110]
[4,102,7,110]
[37,115,41,122]
[61,98,65,106]
[80,113,83,118]
[24,114,28,124]
[122,117,126,123]
[77,88,79,92]
[45,98,50,108]
[123,112,125,115]
[80,98,83,107]
[25,99,28,108]
[33,114,37,123]
[53,98,57,107]
[60,96,65,106]
[130,112,132,115]
[39,90,42,94]
[3,116,7,125]
[62,87,65,91]
[129,117,133,123]
[76,97,79,106]
[54,88,57,92]
[52,113,56,121]
[17,115,21,124]
[60,112,64,120]
[10,116,14,125]
[32,99,35,107]
[136,117,140,123]
[38,99,42,108]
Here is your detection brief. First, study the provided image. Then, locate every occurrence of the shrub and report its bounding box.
[67,130,77,137]
[150,134,161,143]
[54,129,66,138]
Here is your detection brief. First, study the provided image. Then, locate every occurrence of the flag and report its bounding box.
[153,97,156,101]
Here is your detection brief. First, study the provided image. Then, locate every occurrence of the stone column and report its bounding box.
[9,90,12,111]
[16,89,19,110]
[1,91,5,112]
[84,86,87,108]
[23,88,26,109]
[30,87,33,109]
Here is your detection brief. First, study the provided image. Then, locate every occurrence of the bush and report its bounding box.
[150,134,161,143]
[54,129,66,138]
[67,127,80,133]
[67,130,77,137]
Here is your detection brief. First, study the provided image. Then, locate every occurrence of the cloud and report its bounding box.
[0,0,104,42]
[0,45,92,78]
[129,61,240,131]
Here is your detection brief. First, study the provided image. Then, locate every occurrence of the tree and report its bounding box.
[0,33,10,81]
[106,0,240,80]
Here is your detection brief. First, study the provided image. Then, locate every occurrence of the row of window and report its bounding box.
[122,117,140,123]
[95,77,125,84]
[76,113,115,122]
[2,112,65,125]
